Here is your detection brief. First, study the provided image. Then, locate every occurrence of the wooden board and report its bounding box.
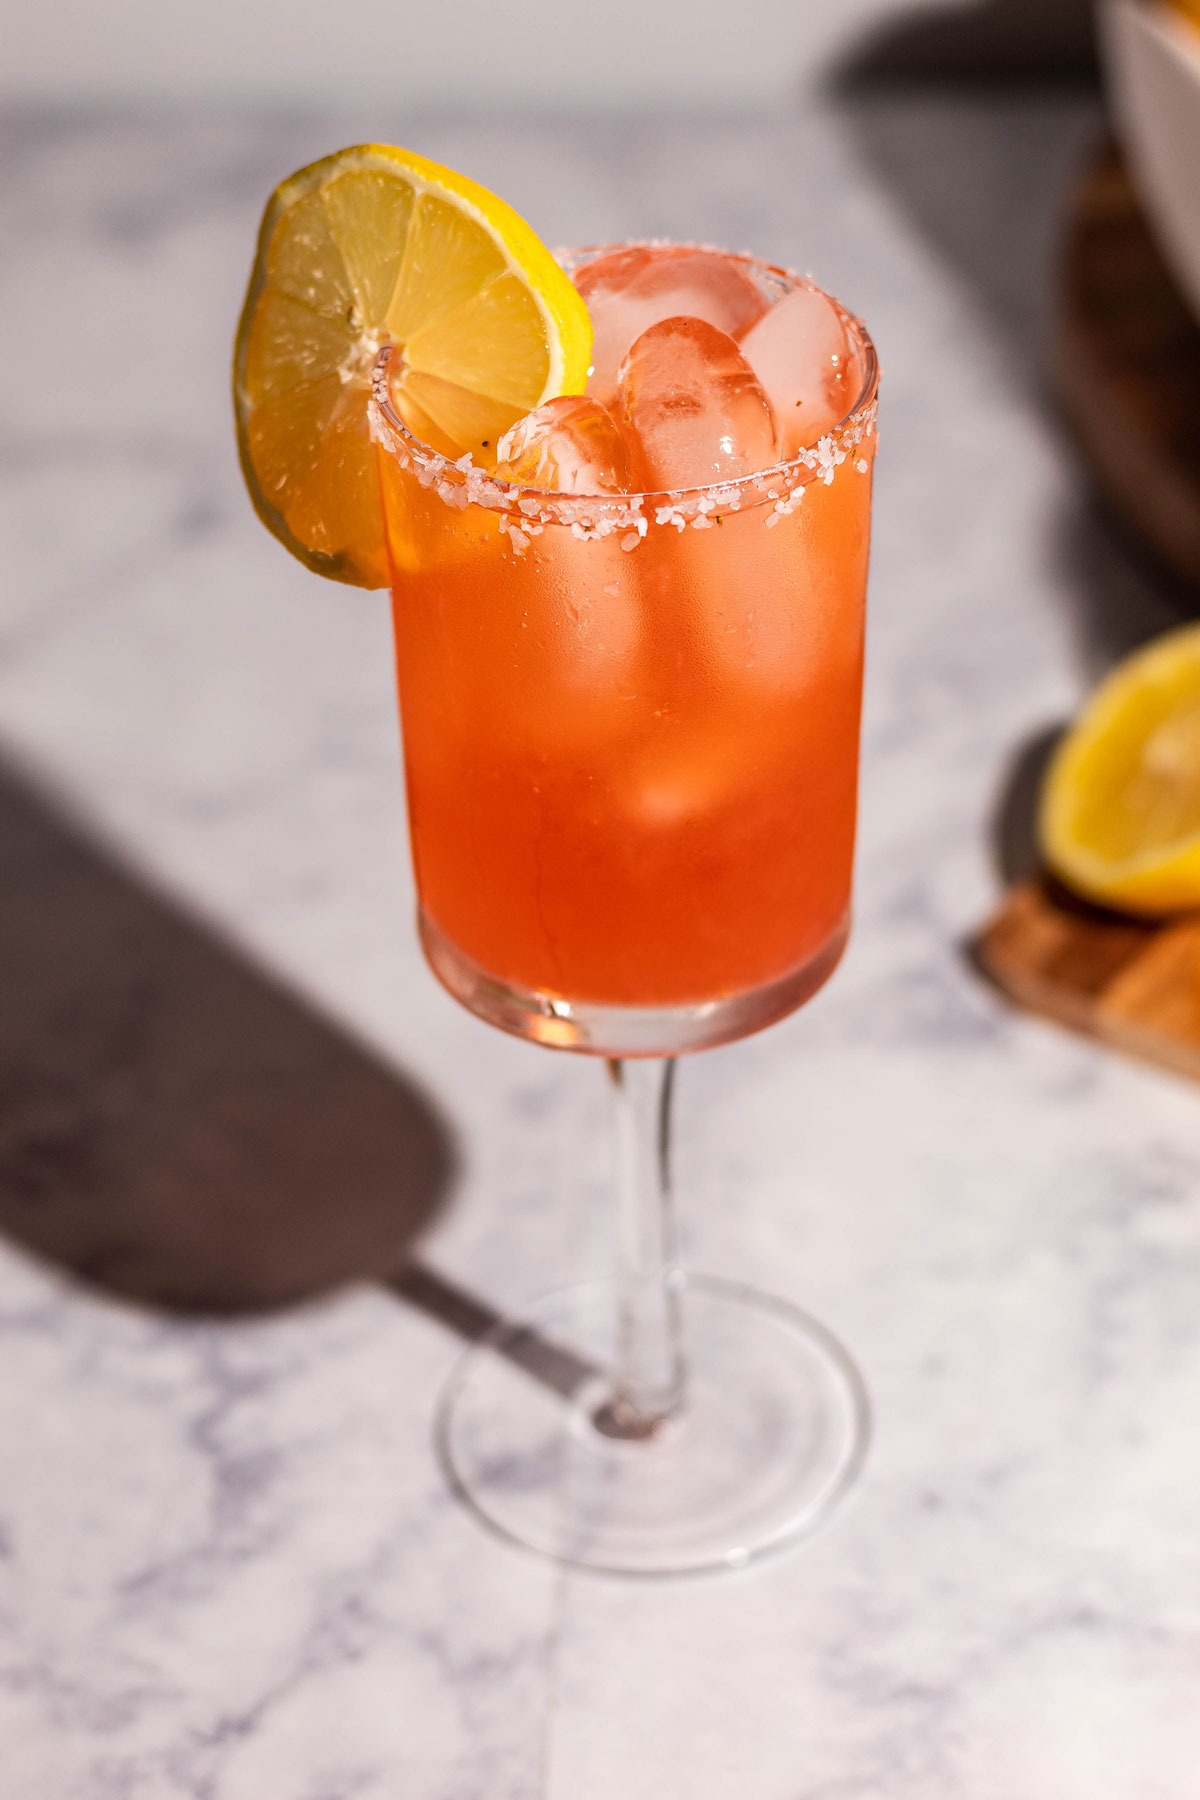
[976,879,1200,1082]
[1059,141,1200,594]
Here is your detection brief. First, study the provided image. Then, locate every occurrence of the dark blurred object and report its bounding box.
[976,876,1200,1083]
[1101,0,1200,329]
[1060,141,1200,595]
[0,760,455,1312]
[844,0,1097,82]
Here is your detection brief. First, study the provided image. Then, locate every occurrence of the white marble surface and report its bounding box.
[4,92,1200,1798]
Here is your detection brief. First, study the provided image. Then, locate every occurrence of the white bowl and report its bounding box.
[1102,0,1200,322]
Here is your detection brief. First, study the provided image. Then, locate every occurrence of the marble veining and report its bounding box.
[3,91,1200,1798]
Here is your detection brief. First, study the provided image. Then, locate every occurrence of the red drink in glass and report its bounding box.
[373,248,876,1055]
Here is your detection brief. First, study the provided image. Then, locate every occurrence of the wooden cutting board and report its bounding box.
[1060,141,1200,594]
[976,879,1200,1082]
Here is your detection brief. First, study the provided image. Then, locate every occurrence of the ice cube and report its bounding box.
[575,246,769,410]
[494,394,632,494]
[620,316,779,490]
[738,286,857,458]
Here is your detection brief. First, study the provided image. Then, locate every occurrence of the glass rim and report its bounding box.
[368,242,879,526]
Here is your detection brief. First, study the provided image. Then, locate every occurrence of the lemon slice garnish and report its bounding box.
[234,144,593,587]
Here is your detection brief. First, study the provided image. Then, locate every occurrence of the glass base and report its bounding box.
[418,911,849,1056]
[435,1273,869,1577]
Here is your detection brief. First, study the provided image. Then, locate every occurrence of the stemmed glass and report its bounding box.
[370,247,878,1575]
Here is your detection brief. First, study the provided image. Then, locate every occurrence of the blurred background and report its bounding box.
[0,0,1095,106]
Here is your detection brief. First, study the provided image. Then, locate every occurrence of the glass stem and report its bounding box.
[603,1057,686,1433]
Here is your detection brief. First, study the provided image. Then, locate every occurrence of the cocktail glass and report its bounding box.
[370,247,878,1575]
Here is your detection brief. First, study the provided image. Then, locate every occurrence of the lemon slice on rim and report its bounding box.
[234,144,593,588]
[1041,623,1200,915]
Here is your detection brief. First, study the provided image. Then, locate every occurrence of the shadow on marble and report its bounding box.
[0,753,458,1314]
[830,74,1095,382]
[831,63,1196,671]
[977,497,1195,895]
[1053,495,1198,678]
[986,719,1064,889]
[391,1264,602,1400]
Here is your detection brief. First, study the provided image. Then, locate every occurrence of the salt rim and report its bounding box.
[367,244,879,549]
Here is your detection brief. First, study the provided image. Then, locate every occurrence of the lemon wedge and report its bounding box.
[1041,623,1200,914]
[234,144,593,588]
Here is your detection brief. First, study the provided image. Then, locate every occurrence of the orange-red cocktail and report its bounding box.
[372,247,876,1047]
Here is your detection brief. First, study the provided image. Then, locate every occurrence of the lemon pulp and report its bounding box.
[1041,624,1200,915]
[234,144,593,588]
